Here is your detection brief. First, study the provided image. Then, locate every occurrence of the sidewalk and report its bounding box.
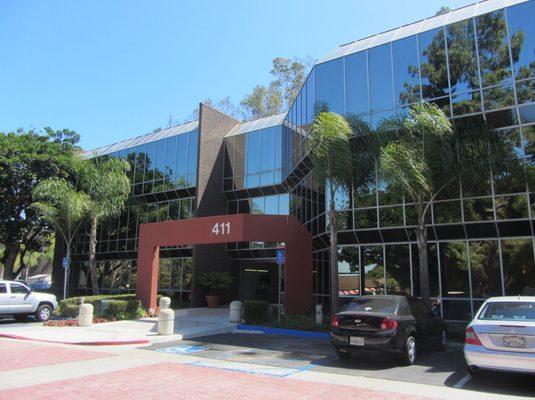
[0,307,236,345]
[0,338,525,400]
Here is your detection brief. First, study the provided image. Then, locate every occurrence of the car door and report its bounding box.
[0,283,10,314]
[8,283,34,313]
[408,298,435,346]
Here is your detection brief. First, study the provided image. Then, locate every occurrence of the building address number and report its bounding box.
[211,222,231,236]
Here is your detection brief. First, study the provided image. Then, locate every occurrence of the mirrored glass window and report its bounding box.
[440,242,469,298]
[338,246,360,296]
[419,27,449,99]
[363,245,385,295]
[345,51,369,116]
[165,136,177,184]
[176,133,188,187]
[369,44,394,112]
[392,36,420,106]
[154,139,166,181]
[501,239,535,295]
[245,130,260,187]
[447,19,480,94]
[507,1,535,80]
[187,130,198,186]
[385,244,411,295]
[476,10,512,87]
[315,59,344,114]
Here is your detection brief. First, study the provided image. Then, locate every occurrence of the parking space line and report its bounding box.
[453,373,471,389]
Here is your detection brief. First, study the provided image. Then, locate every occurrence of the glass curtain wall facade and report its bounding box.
[72,0,534,320]
[71,128,199,297]
[284,0,535,320]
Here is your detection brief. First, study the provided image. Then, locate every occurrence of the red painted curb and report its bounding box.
[0,332,149,346]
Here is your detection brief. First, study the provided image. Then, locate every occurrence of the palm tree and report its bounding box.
[379,102,524,306]
[380,103,453,306]
[78,157,130,295]
[32,178,90,298]
[308,112,352,314]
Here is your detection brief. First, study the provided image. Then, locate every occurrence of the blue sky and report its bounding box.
[1,0,475,150]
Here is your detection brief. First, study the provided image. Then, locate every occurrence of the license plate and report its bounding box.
[503,336,525,348]
[350,336,365,346]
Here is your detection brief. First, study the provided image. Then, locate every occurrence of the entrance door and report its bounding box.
[240,264,278,303]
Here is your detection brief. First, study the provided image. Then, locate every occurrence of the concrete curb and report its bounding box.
[237,324,330,339]
[0,332,149,346]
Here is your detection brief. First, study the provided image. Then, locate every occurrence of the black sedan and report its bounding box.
[330,295,447,365]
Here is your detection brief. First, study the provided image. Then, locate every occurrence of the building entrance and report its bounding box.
[240,263,280,303]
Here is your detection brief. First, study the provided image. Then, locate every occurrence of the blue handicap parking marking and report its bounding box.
[155,345,207,355]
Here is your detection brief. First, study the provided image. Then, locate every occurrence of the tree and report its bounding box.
[379,102,524,306]
[0,128,78,280]
[32,179,90,297]
[308,112,352,313]
[240,57,312,121]
[184,97,241,123]
[240,83,282,121]
[380,103,453,306]
[78,157,130,295]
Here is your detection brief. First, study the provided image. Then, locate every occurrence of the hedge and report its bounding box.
[58,294,156,318]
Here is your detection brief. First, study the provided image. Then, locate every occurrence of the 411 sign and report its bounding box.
[211,222,231,236]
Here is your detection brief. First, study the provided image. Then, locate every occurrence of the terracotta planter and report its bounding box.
[205,295,221,308]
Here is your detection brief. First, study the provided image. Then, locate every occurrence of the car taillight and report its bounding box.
[379,317,398,330]
[465,326,482,346]
[331,315,339,328]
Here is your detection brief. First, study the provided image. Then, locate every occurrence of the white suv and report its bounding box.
[0,280,58,322]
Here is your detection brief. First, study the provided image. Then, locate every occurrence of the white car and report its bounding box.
[464,296,535,375]
[0,280,58,322]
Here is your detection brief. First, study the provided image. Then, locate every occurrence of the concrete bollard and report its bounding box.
[159,296,171,310]
[315,304,323,325]
[78,303,93,327]
[229,300,243,323]
[158,308,174,335]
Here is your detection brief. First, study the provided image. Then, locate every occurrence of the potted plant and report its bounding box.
[198,271,233,308]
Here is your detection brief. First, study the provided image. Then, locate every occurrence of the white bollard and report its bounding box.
[229,300,243,323]
[158,308,175,335]
[315,304,323,325]
[78,303,93,327]
[159,296,171,310]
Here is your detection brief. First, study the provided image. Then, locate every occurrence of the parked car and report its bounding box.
[330,295,447,365]
[0,280,58,322]
[464,296,535,375]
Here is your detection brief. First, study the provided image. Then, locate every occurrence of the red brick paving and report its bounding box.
[0,341,112,372]
[0,362,437,400]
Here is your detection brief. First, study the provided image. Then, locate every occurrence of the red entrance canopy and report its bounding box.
[136,213,313,314]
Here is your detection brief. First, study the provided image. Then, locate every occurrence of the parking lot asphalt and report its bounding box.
[144,333,535,398]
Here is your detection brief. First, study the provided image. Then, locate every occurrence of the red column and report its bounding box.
[136,242,160,311]
[284,227,313,314]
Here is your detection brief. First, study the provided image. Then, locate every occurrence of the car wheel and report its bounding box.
[35,304,52,322]
[336,348,351,360]
[13,314,28,322]
[399,336,417,366]
[437,330,447,351]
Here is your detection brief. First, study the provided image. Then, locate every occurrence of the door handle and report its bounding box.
[10,296,16,299]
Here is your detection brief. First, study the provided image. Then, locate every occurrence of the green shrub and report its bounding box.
[58,303,79,318]
[198,271,233,294]
[106,300,128,319]
[58,293,160,318]
[126,299,145,319]
[243,300,270,324]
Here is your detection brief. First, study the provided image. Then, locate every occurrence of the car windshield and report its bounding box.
[344,298,397,314]
[478,301,535,322]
